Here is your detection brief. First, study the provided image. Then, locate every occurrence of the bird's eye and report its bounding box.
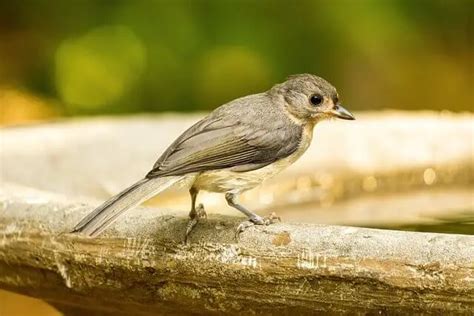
[309,94,323,106]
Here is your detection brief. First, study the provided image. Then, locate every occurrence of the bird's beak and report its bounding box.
[329,104,355,120]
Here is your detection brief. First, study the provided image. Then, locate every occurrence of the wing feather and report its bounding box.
[147,101,302,178]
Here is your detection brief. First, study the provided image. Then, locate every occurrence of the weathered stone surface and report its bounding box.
[0,190,473,314]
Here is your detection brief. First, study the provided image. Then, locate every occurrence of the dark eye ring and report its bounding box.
[310,94,323,106]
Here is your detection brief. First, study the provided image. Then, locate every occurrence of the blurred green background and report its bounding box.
[0,2,472,314]
[0,0,472,125]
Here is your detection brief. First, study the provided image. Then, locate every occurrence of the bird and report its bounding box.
[71,74,355,241]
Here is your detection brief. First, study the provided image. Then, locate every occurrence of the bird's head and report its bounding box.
[271,73,355,124]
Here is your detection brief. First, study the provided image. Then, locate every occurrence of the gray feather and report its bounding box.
[147,93,303,178]
[229,162,273,172]
[71,176,184,237]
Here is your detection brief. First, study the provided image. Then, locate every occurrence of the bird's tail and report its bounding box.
[71,176,184,237]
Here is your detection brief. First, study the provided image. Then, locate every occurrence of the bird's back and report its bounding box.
[147,92,303,178]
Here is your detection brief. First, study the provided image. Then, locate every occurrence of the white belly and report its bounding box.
[192,123,314,194]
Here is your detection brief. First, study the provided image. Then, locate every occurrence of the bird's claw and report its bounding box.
[264,212,281,224]
[184,204,206,244]
[235,212,281,240]
[196,203,207,219]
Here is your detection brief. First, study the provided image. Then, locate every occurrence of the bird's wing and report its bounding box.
[146,115,302,178]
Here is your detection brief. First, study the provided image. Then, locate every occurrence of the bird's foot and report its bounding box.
[235,212,281,240]
[184,203,207,244]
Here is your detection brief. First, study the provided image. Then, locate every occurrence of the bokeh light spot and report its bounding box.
[55,25,146,110]
[362,176,378,192]
[0,87,59,125]
[423,168,437,186]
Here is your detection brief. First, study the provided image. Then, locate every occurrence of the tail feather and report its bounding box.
[71,176,183,237]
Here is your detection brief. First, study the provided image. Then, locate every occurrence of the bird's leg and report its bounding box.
[225,193,280,239]
[184,187,206,243]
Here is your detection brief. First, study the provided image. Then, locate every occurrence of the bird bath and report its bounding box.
[1,111,473,314]
[2,111,472,234]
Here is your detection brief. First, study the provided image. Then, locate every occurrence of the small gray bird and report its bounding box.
[72,74,354,240]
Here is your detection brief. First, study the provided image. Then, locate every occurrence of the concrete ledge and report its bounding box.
[0,191,473,314]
